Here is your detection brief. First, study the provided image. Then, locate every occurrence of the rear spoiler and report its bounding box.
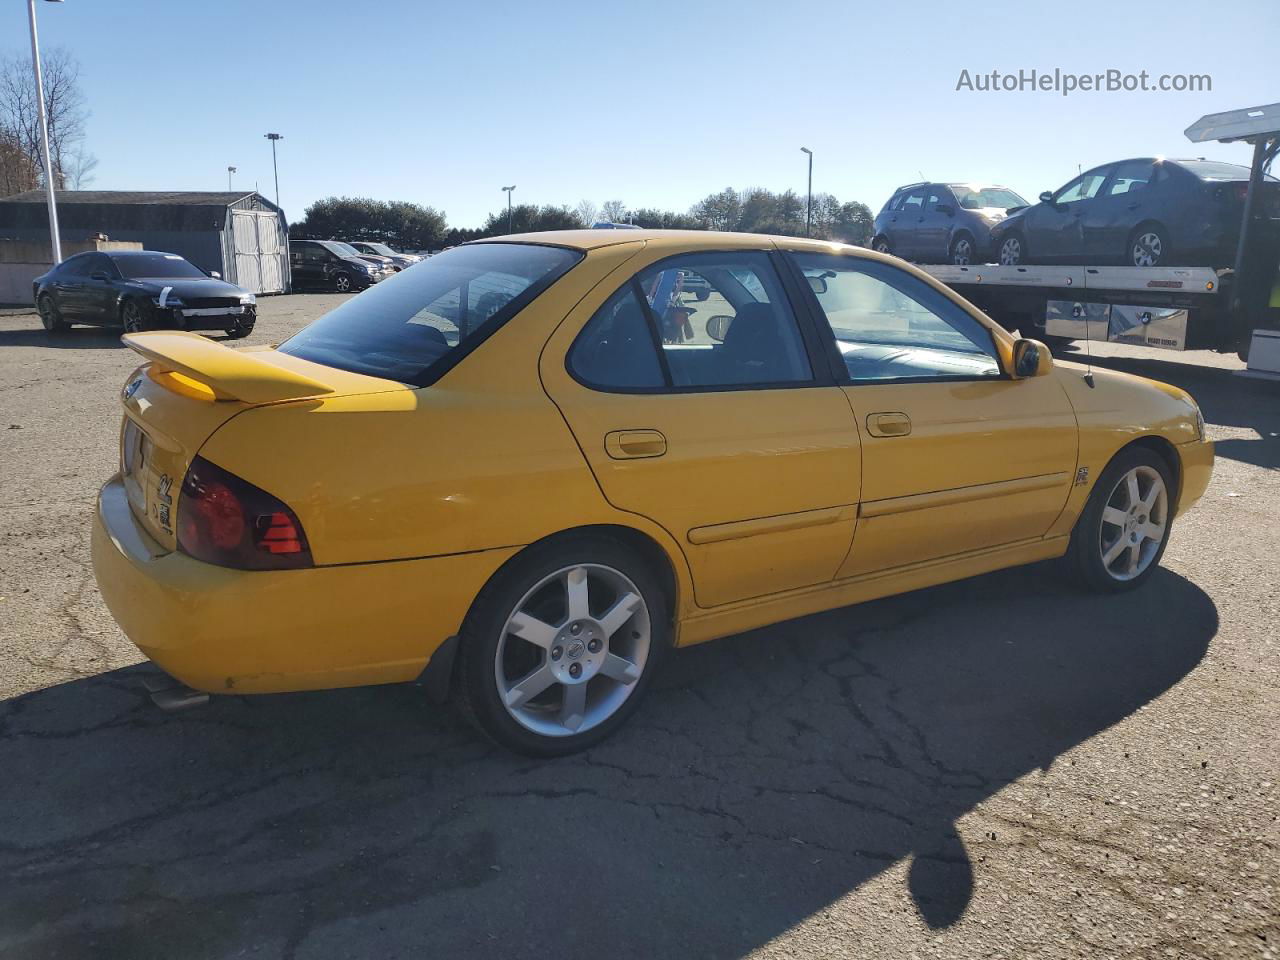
[122,331,335,404]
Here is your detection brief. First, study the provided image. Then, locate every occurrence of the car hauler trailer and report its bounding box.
[918,103,1280,378]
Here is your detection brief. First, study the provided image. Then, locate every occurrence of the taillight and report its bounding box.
[177,456,313,570]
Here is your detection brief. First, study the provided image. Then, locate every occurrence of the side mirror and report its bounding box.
[1038,190,1055,205]
[806,275,828,296]
[936,203,955,216]
[1013,338,1053,378]
[90,271,111,282]
[209,270,221,279]
[705,314,734,342]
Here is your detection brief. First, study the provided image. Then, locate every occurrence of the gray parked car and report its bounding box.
[872,182,1029,265]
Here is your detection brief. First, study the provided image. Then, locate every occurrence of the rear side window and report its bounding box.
[279,243,581,387]
[569,285,665,389]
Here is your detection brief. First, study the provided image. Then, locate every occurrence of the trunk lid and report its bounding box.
[117,331,406,551]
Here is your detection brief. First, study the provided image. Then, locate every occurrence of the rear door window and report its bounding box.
[279,243,582,386]
[1105,160,1155,196]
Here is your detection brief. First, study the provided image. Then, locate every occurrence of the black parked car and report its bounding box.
[990,158,1280,267]
[872,182,1028,265]
[289,239,386,292]
[33,250,256,338]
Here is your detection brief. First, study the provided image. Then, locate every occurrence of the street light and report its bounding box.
[502,185,516,233]
[800,147,813,238]
[264,133,283,208]
[227,165,237,191]
[28,0,64,264]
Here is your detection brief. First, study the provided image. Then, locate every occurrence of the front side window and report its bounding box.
[793,253,1002,382]
[280,243,581,386]
[1055,170,1109,204]
[113,254,205,280]
[925,186,951,211]
[569,251,813,391]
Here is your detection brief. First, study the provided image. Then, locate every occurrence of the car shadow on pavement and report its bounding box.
[0,327,125,349]
[0,563,1215,959]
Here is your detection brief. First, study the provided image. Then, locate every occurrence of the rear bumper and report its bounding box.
[91,474,515,695]
[1175,437,1214,516]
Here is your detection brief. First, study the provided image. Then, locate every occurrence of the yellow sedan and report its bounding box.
[92,230,1214,755]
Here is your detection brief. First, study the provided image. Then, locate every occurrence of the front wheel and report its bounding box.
[1066,448,1174,592]
[332,272,353,293]
[224,311,256,340]
[120,299,153,334]
[872,237,891,255]
[37,294,69,333]
[455,535,668,756]
[998,233,1025,266]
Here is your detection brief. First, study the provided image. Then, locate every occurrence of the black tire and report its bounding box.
[37,294,69,333]
[872,237,892,255]
[120,298,154,334]
[455,534,669,757]
[949,232,977,266]
[225,311,256,340]
[1128,224,1169,267]
[332,272,353,293]
[998,232,1026,266]
[695,289,710,301]
[1066,446,1175,593]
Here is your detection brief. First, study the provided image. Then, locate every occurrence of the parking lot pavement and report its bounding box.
[1,296,1277,959]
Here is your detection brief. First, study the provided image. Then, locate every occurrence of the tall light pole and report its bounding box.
[502,185,516,233]
[227,165,237,191]
[264,133,283,207]
[800,147,813,238]
[28,0,64,264]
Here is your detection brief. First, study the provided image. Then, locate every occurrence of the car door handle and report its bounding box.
[605,429,667,459]
[1126,202,1140,210]
[866,412,912,437]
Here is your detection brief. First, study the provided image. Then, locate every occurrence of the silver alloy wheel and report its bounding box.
[1098,464,1168,581]
[122,301,143,333]
[952,237,973,265]
[334,274,352,292]
[1132,232,1163,267]
[999,236,1022,265]
[495,563,651,738]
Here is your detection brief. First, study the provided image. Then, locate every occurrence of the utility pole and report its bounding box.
[800,147,813,238]
[502,185,516,233]
[264,133,283,207]
[28,0,64,264]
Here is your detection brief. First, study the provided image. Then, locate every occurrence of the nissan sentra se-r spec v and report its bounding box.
[91,230,1214,755]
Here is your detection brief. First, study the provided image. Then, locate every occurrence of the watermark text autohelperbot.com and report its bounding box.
[956,68,1211,96]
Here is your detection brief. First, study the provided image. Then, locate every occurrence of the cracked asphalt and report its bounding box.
[1,297,1277,959]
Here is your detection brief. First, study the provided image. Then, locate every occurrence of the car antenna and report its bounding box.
[1081,308,1096,388]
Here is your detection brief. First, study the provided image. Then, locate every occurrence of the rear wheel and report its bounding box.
[1129,224,1168,267]
[455,535,668,756]
[1066,447,1174,592]
[332,272,353,293]
[37,294,69,333]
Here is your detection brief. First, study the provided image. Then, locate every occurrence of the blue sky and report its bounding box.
[7,0,1278,229]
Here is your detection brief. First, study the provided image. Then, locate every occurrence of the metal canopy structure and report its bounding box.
[1185,104,1280,333]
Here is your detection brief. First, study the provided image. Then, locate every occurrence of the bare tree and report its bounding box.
[600,199,627,223]
[574,199,598,227]
[0,129,37,197]
[63,144,98,189]
[0,47,90,189]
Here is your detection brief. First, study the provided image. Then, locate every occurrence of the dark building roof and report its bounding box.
[0,190,284,237]
[2,190,262,207]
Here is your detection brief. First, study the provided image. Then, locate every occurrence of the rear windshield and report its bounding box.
[1175,160,1277,182]
[278,243,582,386]
[113,254,206,279]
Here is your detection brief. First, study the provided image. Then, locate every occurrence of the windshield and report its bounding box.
[278,243,582,386]
[364,243,396,256]
[329,241,367,258]
[1176,160,1278,182]
[112,254,207,280]
[950,186,1028,209]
